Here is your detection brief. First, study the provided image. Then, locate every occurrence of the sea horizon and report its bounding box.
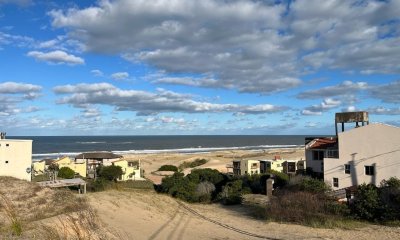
[6,135,317,160]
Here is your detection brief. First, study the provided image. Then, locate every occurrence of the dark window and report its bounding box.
[313,150,324,160]
[321,162,324,172]
[6,144,9,147]
[365,166,374,176]
[5,161,8,164]
[345,164,351,174]
[333,178,339,187]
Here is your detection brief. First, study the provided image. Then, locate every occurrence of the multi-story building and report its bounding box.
[232,159,260,175]
[0,132,32,181]
[306,111,400,190]
[112,159,141,181]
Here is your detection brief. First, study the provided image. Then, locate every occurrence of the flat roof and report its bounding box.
[0,139,32,142]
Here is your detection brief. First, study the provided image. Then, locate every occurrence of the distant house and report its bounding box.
[53,156,87,178]
[33,158,55,176]
[233,159,260,175]
[305,111,400,190]
[0,132,32,181]
[112,159,142,181]
[259,156,285,173]
[75,152,122,179]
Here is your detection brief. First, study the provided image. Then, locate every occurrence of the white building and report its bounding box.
[0,133,32,181]
[306,111,400,190]
[324,123,400,190]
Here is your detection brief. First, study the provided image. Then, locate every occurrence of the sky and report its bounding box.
[0,0,399,136]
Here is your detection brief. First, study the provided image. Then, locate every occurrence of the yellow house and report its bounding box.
[54,156,87,178]
[32,161,45,175]
[112,159,141,181]
[259,159,286,173]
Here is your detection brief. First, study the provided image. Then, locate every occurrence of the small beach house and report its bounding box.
[233,159,260,175]
[0,132,32,181]
[111,159,141,181]
[53,156,87,178]
[75,152,122,179]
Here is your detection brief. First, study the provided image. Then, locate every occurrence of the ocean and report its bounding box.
[8,135,307,160]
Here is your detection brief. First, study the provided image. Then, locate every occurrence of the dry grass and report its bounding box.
[0,176,124,239]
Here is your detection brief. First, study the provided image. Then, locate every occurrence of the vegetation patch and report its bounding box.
[179,158,208,170]
[158,165,178,172]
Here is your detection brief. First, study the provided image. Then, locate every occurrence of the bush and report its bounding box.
[57,167,75,179]
[195,181,216,203]
[179,158,208,170]
[267,191,345,226]
[219,180,251,205]
[379,177,400,221]
[98,165,123,181]
[158,165,178,172]
[299,177,331,194]
[351,184,380,221]
[267,170,289,188]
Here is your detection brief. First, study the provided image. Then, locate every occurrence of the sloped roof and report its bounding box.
[306,137,338,149]
[75,152,122,160]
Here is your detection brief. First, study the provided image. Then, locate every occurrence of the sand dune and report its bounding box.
[89,190,400,240]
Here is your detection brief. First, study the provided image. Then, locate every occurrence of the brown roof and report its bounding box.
[75,152,122,160]
[307,137,338,149]
[40,159,55,165]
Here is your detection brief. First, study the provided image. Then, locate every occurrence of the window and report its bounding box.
[320,162,324,172]
[6,144,9,147]
[365,166,374,176]
[344,164,351,174]
[313,150,324,160]
[333,178,339,188]
[5,161,9,164]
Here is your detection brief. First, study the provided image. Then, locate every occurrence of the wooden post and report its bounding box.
[266,179,273,198]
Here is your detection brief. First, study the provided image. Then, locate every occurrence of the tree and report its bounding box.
[98,165,123,181]
[58,167,75,179]
[351,184,380,221]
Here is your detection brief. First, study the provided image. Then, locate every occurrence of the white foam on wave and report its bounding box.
[32,144,303,160]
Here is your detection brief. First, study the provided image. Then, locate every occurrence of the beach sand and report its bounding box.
[122,147,305,184]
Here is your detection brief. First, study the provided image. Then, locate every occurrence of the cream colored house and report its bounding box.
[233,159,260,175]
[0,136,32,181]
[259,157,286,173]
[112,159,141,181]
[54,156,87,177]
[32,161,45,175]
[324,123,400,190]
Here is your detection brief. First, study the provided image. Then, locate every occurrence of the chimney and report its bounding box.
[0,132,6,139]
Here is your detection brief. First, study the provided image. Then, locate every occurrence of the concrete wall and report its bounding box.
[0,140,32,181]
[324,123,400,190]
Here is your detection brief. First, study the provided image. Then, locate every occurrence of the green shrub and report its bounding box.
[299,177,331,194]
[219,180,251,205]
[379,177,400,221]
[98,165,123,181]
[158,165,178,172]
[351,184,380,221]
[267,170,289,188]
[179,158,208,169]
[57,167,75,179]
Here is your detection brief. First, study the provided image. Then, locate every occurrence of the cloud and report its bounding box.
[0,81,42,95]
[301,98,341,115]
[110,72,129,80]
[91,69,104,77]
[367,106,400,115]
[369,80,400,103]
[0,82,42,116]
[53,82,288,116]
[49,0,400,94]
[297,81,368,99]
[27,50,84,65]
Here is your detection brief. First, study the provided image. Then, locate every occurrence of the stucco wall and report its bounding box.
[0,140,32,181]
[324,124,400,189]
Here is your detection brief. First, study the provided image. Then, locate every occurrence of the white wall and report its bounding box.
[0,140,32,181]
[324,124,400,190]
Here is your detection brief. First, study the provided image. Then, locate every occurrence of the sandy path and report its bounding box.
[88,190,400,240]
